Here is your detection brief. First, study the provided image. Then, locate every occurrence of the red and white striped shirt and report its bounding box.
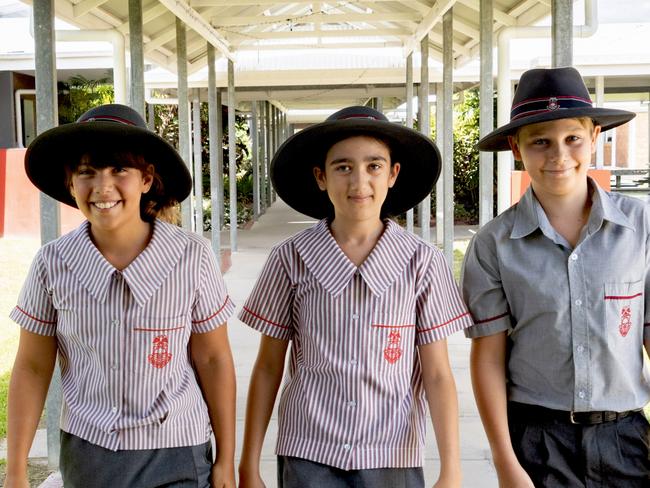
[11,219,235,451]
[239,219,472,470]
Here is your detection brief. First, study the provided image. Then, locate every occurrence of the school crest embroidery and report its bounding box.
[383,329,403,364]
[547,97,559,111]
[619,306,632,337]
[148,334,172,368]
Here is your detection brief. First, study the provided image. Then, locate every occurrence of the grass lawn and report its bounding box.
[0,238,40,440]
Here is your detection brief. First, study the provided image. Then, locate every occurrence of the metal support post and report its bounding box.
[418,35,431,242]
[227,59,237,251]
[207,44,221,254]
[251,101,260,220]
[442,8,454,265]
[34,0,61,468]
[479,0,494,227]
[435,83,444,246]
[176,19,191,229]
[128,0,145,116]
[552,0,573,67]
[405,53,414,233]
[192,94,203,233]
[595,76,605,168]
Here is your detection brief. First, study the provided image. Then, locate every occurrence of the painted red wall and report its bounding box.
[0,148,84,238]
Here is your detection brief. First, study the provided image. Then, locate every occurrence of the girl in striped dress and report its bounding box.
[5,104,237,488]
[238,106,473,488]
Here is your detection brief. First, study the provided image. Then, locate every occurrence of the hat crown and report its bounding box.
[510,67,594,122]
[76,103,148,129]
[326,105,389,123]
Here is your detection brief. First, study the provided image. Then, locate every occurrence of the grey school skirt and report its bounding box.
[277,456,425,488]
[60,431,212,488]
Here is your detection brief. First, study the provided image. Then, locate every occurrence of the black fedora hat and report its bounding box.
[25,103,192,208]
[478,67,636,151]
[271,106,441,219]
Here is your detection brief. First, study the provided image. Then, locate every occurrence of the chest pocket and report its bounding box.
[370,312,416,371]
[603,280,644,340]
[132,315,189,371]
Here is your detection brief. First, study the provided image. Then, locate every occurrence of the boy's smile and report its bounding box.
[313,136,400,223]
[508,118,601,200]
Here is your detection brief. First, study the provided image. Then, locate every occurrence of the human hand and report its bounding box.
[210,460,236,488]
[432,473,462,488]
[237,466,266,488]
[496,462,535,488]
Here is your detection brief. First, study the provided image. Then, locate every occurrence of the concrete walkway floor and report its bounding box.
[28,198,497,487]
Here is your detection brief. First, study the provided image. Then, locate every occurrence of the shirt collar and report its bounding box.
[510,177,636,240]
[56,219,188,306]
[294,219,418,297]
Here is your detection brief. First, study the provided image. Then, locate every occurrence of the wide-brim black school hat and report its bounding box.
[25,103,192,208]
[478,67,636,152]
[271,105,441,219]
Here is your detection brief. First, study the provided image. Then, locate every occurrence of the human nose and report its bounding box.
[349,165,368,187]
[94,170,116,193]
[549,141,568,164]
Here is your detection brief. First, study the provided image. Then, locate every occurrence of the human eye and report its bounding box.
[75,165,94,176]
[334,164,351,173]
[112,166,129,174]
[531,138,548,146]
[566,135,581,143]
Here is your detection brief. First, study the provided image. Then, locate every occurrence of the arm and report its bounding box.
[419,339,461,488]
[238,335,289,488]
[4,329,57,488]
[470,333,533,488]
[190,324,237,488]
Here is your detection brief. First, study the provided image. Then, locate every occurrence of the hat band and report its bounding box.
[80,115,137,126]
[511,96,592,121]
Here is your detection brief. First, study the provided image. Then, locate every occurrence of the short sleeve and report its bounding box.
[191,242,236,333]
[415,250,473,346]
[238,246,294,341]
[9,251,57,336]
[461,234,512,338]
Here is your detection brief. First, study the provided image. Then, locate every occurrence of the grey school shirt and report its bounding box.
[462,179,650,412]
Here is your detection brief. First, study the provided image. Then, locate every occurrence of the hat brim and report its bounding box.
[478,107,636,152]
[25,121,192,208]
[271,119,441,219]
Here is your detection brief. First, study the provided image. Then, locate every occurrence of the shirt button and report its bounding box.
[343,444,351,451]
[350,358,357,366]
[111,406,118,413]
[574,299,582,306]
[112,319,120,326]
[351,314,359,320]
[348,401,357,408]
[576,345,584,353]
[578,390,586,399]
[570,254,578,261]
[110,363,118,370]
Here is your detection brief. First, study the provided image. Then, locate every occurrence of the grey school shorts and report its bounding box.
[277,455,425,488]
[60,431,213,488]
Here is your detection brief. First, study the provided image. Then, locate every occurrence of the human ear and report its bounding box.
[313,167,327,191]
[142,164,155,193]
[388,162,400,188]
[590,125,602,154]
[508,136,523,161]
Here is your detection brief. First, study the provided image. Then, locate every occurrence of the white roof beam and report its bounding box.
[456,0,516,26]
[193,0,427,6]
[403,0,456,56]
[73,0,109,18]
[226,27,411,40]
[158,0,234,60]
[118,2,169,33]
[212,12,421,26]
[144,26,176,53]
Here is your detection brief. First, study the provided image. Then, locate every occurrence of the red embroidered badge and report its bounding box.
[547,97,559,111]
[619,306,632,337]
[383,329,403,364]
[148,334,172,368]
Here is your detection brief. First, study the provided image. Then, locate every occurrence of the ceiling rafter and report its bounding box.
[403,0,456,55]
